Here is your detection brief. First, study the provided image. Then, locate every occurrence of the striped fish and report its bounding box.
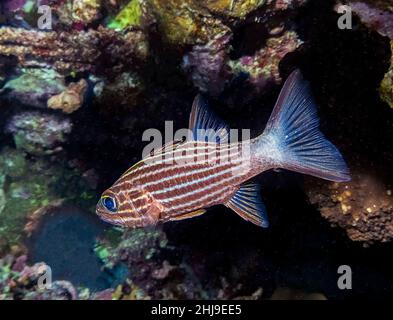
[96,70,350,228]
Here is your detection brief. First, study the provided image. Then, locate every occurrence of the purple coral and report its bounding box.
[182,33,232,96]
[349,2,393,39]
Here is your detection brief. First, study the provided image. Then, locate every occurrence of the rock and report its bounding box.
[147,0,230,46]
[94,227,211,299]
[0,27,149,74]
[55,0,102,28]
[47,79,88,114]
[182,32,232,95]
[72,0,102,25]
[0,147,27,179]
[0,146,96,250]
[199,0,265,18]
[5,111,72,155]
[306,173,393,244]
[229,31,302,92]
[337,1,393,39]
[24,199,65,237]
[107,0,145,30]
[1,68,66,109]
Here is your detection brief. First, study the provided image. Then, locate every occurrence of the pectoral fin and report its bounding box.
[145,199,165,225]
[225,183,269,228]
[169,209,206,221]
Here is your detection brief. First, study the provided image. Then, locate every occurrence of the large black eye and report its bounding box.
[101,196,117,213]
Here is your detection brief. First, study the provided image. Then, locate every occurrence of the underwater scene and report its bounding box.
[0,0,392,301]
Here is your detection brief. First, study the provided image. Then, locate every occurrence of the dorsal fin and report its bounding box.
[188,94,230,143]
[225,183,269,228]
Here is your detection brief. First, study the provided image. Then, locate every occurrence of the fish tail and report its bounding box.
[255,70,350,182]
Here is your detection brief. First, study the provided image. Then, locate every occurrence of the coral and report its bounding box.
[0,26,149,74]
[54,0,102,28]
[306,173,393,244]
[47,79,88,114]
[94,228,211,299]
[337,1,393,39]
[229,31,302,92]
[147,0,230,46]
[72,0,103,25]
[199,0,265,18]
[182,32,232,95]
[0,147,96,250]
[107,0,144,30]
[380,41,393,108]
[0,255,78,300]
[0,68,66,108]
[0,147,27,179]
[5,111,72,155]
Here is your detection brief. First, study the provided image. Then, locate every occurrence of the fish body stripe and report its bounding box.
[106,141,253,222]
[117,142,245,184]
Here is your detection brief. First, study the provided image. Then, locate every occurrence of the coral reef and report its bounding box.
[182,32,232,96]
[229,31,302,92]
[0,68,66,108]
[0,254,78,300]
[146,0,230,46]
[199,0,264,18]
[6,112,72,155]
[337,1,393,39]
[72,0,102,25]
[107,0,145,30]
[0,146,96,252]
[1,0,393,301]
[95,227,209,299]
[336,1,393,108]
[306,173,393,244]
[0,26,149,74]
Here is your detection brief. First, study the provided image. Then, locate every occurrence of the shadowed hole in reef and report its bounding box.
[27,205,127,291]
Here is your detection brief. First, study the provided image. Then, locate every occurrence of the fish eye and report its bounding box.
[101,196,117,213]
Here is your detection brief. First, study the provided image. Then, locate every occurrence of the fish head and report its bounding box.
[96,184,158,228]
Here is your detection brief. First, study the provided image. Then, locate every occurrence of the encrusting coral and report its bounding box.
[47,79,88,114]
[5,112,72,155]
[306,173,393,244]
[0,68,66,109]
[229,31,302,92]
[0,26,149,74]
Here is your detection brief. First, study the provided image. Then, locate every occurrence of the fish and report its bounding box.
[96,70,350,228]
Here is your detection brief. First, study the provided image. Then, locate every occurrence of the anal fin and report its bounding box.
[225,183,269,228]
[169,209,206,221]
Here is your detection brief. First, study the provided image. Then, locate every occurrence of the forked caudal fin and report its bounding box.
[258,70,350,182]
